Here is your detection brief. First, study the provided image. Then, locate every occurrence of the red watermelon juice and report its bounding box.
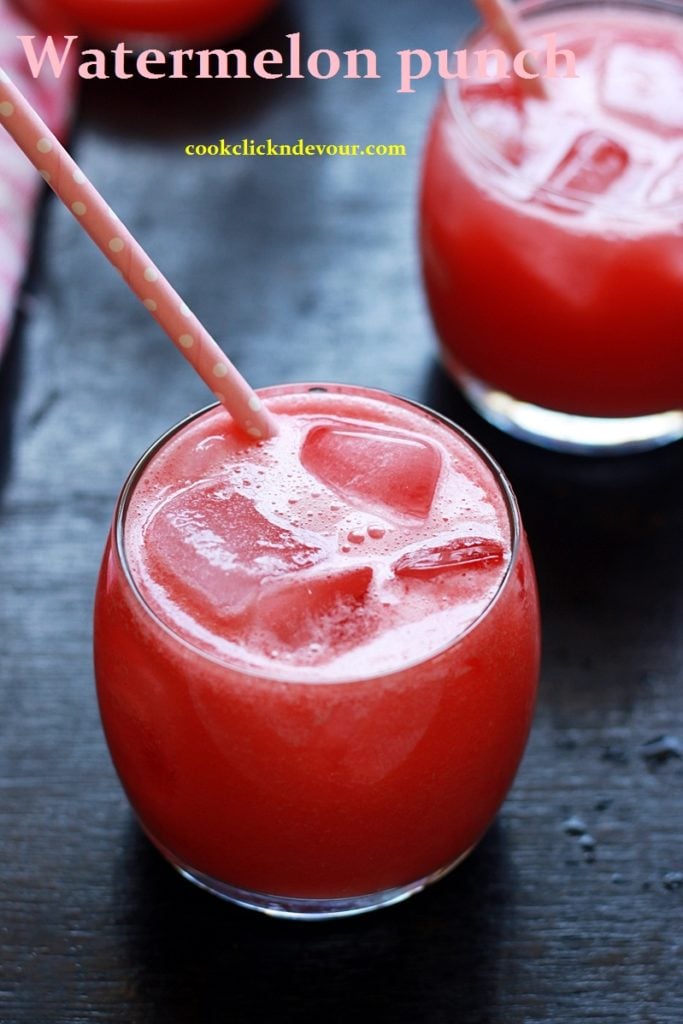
[94,384,540,918]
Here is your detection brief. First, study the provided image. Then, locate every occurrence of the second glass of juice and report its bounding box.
[420,0,683,453]
[94,384,540,918]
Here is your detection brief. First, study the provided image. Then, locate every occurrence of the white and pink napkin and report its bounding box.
[0,0,75,361]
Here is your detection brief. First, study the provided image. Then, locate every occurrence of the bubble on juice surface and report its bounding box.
[599,41,683,137]
[247,565,375,664]
[536,130,630,202]
[393,536,505,580]
[143,481,327,620]
[300,424,441,521]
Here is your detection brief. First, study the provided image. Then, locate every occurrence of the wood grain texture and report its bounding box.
[1,2,682,1021]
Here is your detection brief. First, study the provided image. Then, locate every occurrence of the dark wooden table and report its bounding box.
[1,2,682,1021]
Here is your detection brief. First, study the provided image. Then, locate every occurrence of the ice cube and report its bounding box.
[301,424,441,520]
[393,536,505,580]
[538,131,629,198]
[460,79,527,165]
[600,42,683,137]
[146,481,326,619]
[249,565,374,654]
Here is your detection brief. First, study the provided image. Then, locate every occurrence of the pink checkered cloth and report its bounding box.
[0,0,75,359]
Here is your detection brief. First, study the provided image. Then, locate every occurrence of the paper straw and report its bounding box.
[0,66,278,441]
[474,0,548,99]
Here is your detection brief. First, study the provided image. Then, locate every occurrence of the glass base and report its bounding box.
[169,848,474,920]
[452,366,683,456]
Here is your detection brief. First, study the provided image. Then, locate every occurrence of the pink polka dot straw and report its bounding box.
[0,65,277,441]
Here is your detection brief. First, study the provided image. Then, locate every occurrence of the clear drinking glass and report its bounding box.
[93,383,540,918]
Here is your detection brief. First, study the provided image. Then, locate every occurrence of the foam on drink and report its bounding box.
[124,388,512,682]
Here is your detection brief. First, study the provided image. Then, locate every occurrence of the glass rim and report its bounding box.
[111,382,523,685]
[443,0,683,217]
